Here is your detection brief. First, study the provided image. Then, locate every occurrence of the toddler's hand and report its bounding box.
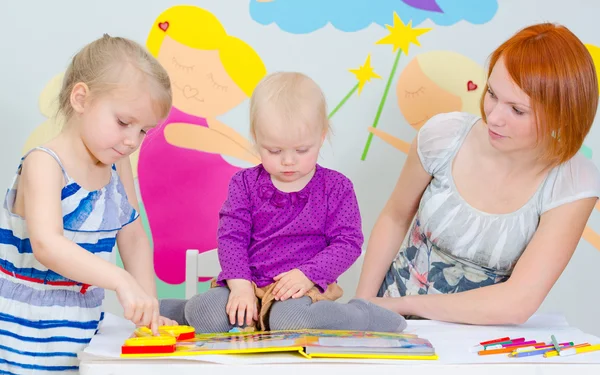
[272,269,314,301]
[226,280,258,327]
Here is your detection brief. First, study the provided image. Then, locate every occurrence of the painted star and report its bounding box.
[349,54,381,94]
[376,12,432,54]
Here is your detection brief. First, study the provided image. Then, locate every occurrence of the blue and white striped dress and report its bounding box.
[0,147,138,374]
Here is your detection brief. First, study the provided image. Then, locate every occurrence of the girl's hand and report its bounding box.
[158,316,179,327]
[136,316,179,333]
[116,273,160,335]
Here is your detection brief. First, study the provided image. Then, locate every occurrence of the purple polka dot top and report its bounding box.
[215,164,363,292]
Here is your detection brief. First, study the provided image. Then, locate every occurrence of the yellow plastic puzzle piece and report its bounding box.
[135,325,196,340]
[124,335,176,347]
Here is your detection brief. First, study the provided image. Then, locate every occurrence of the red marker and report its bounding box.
[479,337,510,345]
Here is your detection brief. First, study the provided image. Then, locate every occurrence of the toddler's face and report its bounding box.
[254,112,324,186]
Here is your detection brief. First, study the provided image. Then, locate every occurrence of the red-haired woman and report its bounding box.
[356,23,600,324]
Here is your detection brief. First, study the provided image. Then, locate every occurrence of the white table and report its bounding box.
[80,313,600,374]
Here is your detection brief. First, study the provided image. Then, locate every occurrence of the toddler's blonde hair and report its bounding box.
[250,72,330,142]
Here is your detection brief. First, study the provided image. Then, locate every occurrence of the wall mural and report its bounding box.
[139,5,266,286]
[249,0,499,34]
[359,13,431,160]
[327,13,431,131]
[20,2,600,300]
[370,50,485,154]
[581,43,600,250]
[21,73,64,155]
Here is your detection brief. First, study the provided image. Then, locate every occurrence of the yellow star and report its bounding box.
[349,54,381,95]
[376,12,431,54]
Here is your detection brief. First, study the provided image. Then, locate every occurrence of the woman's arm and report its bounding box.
[355,138,432,298]
[372,197,596,325]
[115,157,156,298]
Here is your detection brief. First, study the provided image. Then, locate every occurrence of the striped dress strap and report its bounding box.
[22,147,69,184]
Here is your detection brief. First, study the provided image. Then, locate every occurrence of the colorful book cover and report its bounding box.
[121,329,438,360]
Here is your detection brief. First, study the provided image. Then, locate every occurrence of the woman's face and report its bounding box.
[482,57,539,154]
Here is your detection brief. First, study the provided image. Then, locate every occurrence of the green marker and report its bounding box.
[551,334,561,353]
[483,340,513,349]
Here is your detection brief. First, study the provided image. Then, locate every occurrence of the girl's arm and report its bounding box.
[355,139,432,298]
[21,151,158,330]
[372,197,596,325]
[115,157,156,298]
[23,151,130,290]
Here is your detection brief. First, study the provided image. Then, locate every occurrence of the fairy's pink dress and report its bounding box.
[138,106,240,284]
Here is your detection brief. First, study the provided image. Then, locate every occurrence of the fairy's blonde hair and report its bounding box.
[58,34,172,120]
[417,50,485,115]
[250,72,330,142]
[146,5,266,97]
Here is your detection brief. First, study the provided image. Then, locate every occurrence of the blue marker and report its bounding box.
[512,347,555,358]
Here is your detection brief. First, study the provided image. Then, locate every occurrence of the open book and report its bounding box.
[121,328,438,360]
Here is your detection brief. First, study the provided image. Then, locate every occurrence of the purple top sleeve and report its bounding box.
[297,178,363,291]
[216,171,253,283]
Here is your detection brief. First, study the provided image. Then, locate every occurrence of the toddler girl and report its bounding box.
[161,72,406,333]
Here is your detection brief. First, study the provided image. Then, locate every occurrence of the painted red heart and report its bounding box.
[467,80,478,91]
[158,21,169,32]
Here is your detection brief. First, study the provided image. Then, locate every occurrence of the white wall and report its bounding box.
[2,0,600,334]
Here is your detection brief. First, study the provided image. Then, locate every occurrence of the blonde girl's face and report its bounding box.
[73,83,162,166]
[156,36,246,117]
[254,110,325,185]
